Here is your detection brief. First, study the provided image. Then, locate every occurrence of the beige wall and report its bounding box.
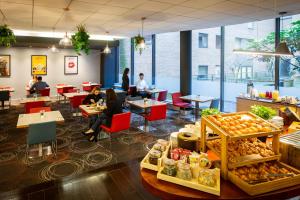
[0,47,100,99]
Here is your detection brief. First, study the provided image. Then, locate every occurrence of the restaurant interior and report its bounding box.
[1,0,300,199]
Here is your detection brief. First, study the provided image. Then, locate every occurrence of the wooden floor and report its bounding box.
[1,159,159,200]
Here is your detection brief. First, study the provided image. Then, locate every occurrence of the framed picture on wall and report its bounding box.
[0,55,11,77]
[31,55,47,75]
[64,56,78,75]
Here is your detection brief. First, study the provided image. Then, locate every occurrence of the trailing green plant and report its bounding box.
[0,24,16,47]
[133,34,145,55]
[71,24,90,55]
[201,108,220,117]
[250,105,276,120]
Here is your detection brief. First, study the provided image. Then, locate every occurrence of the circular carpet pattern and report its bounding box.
[39,159,84,181]
[83,151,113,168]
[69,140,102,154]
[0,152,17,164]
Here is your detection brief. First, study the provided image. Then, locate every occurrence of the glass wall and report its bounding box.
[156,32,180,95]
[192,27,221,106]
[224,19,275,112]
[134,35,152,85]
[279,14,300,96]
[119,38,131,82]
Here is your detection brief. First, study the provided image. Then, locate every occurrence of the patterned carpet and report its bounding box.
[0,101,193,193]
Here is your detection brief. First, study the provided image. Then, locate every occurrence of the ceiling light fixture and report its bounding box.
[138,17,146,50]
[102,31,111,54]
[59,32,72,46]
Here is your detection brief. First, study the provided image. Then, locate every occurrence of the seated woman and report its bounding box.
[83,87,103,105]
[82,89,123,142]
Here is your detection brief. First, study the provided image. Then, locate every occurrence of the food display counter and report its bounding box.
[140,111,300,198]
[236,97,300,114]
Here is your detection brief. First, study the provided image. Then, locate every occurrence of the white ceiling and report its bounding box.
[0,0,300,38]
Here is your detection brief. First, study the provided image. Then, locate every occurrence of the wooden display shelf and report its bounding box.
[206,141,281,169]
[228,162,300,196]
[157,168,221,196]
[140,145,170,172]
[200,111,282,180]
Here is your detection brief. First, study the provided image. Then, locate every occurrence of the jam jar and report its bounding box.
[153,143,164,152]
[177,162,192,180]
[162,158,177,177]
[148,150,161,165]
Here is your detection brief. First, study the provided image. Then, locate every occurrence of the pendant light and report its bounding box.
[59,32,72,46]
[137,17,146,50]
[103,31,111,54]
[50,28,58,52]
[233,0,293,57]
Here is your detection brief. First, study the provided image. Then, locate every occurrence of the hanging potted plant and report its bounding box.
[71,24,90,55]
[134,17,146,55]
[133,34,145,55]
[0,24,16,47]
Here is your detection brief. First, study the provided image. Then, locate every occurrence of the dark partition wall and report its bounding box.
[101,47,118,88]
[180,31,192,96]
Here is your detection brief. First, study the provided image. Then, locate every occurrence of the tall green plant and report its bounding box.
[71,24,90,55]
[0,24,16,47]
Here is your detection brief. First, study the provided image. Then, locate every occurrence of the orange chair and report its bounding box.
[25,101,45,113]
[29,107,51,113]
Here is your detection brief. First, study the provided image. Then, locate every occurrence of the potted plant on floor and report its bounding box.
[0,24,16,47]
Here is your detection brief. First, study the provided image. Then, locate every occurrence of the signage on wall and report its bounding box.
[0,55,11,77]
[64,56,78,75]
[31,55,47,75]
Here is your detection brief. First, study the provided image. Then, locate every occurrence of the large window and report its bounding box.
[156,32,180,95]
[119,38,131,82]
[279,14,300,96]
[192,27,221,107]
[198,33,208,48]
[134,35,152,85]
[224,19,275,112]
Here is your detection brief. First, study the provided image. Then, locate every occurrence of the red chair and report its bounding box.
[25,101,45,113]
[128,86,137,95]
[172,92,191,109]
[101,112,131,147]
[29,107,51,113]
[157,90,168,102]
[38,88,50,96]
[82,82,92,92]
[68,88,78,93]
[143,104,167,127]
[71,94,87,116]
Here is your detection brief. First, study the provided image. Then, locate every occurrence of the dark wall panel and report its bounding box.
[180,31,192,95]
[101,47,118,88]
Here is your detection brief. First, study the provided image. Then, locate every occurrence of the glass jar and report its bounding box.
[157,139,168,151]
[198,169,218,187]
[162,158,176,177]
[148,150,161,165]
[153,143,163,152]
[177,163,192,180]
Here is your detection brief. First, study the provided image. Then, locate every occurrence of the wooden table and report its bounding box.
[63,91,88,99]
[141,168,300,200]
[0,86,15,92]
[20,96,51,104]
[127,99,166,131]
[55,84,74,89]
[79,104,106,116]
[180,95,214,120]
[17,111,64,128]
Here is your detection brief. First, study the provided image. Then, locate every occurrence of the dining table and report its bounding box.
[63,91,89,99]
[20,96,51,104]
[17,110,64,156]
[0,86,15,92]
[127,99,166,132]
[180,95,214,120]
[79,104,106,116]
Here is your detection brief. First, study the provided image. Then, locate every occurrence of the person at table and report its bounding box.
[28,75,37,88]
[82,87,103,105]
[122,68,130,92]
[136,73,151,98]
[82,89,123,142]
[30,76,49,94]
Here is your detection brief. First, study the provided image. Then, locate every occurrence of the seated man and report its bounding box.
[30,76,49,94]
[136,73,151,98]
